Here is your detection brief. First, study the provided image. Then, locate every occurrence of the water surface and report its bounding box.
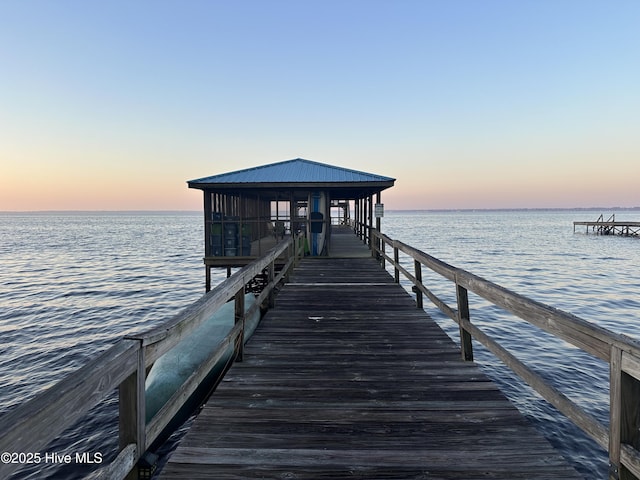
[2,210,639,478]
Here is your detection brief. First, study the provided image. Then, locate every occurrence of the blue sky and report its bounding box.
[1,1,639,210]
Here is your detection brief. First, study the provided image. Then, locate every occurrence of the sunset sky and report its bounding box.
[1,1,639,211]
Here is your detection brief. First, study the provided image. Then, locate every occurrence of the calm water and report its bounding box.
[1,210,639,478]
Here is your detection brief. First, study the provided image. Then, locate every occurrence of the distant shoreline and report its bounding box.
[387,206,640,213]
[1,207,639,215]
[0,210,203,215]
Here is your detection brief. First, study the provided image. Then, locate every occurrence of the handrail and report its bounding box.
[371,229,640,480]
[0,234,304,480]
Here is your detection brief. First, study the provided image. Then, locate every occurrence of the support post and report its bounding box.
[355,199,359,238]
[375,192,382,260]
[414,260,423,309]
[360,198,364,241]
[371,230,377,259]
[119,340,145,479]
[393,243,400,284]
[204,190,212,258]
[289,193,296,236]
[363,198,368,243]
[611,346,622,480]
[267,261,276,308]
[234,289,245,362]
[456,283,473,361]
[367,195,373,249]
[293,235,300,267]
[284,240,292,283]
[610,347,640,480]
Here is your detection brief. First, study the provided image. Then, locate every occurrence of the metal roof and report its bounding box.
[188,158,395,186]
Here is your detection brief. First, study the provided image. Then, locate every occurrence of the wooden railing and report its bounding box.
[371,229,640,480]
[0,235,304,480]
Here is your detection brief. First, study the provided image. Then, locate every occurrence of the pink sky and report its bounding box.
[2,2,638,212]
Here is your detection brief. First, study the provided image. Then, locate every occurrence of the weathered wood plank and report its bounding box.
[88,444,137,480]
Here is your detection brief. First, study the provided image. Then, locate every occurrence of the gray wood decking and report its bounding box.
[159,253,581,478]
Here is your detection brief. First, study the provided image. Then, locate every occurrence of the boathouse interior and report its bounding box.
[187,158,395,280]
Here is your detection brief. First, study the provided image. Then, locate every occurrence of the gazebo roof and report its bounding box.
[188,158,395,195]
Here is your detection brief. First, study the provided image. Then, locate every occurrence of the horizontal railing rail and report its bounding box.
[0,234,304,480]
[371,229,640,480]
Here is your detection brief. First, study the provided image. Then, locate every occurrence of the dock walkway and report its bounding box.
[159,234,580,478]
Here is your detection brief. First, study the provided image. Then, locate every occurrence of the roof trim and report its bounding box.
[187,158,395,187]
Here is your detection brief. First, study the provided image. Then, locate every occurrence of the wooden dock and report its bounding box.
[159,239,580,478]
[574,214,640,236]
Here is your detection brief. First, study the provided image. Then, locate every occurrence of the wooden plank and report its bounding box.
[612,345,623,477]
[621,369,640,479]
[573,221,640,227]
[118,344,145,456]
[622,350,640,381]
[159,257,580,479]
[88,444,137,480]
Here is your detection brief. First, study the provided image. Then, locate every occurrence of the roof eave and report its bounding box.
[187,180,395,191]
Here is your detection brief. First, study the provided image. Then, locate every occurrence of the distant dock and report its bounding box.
[574,214,640,237]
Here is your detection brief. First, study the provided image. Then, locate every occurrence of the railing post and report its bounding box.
[268,260,276,308]
[414,260,423,309]
[283,239,291,283]
[367,195,373,249]
[293,236,300,268]
[456,282,473,361]
[610,346,622,480]
[372,230,380,259]
[610,346,640,480]
[298,234,304,262]
[393,242,400,284]
[234,289,245,362]
[119,339,145,479]
[380,236,386,269]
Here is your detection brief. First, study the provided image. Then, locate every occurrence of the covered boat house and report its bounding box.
[187,158,395,289]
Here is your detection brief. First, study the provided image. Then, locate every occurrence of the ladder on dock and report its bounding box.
[159,255,580,478]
